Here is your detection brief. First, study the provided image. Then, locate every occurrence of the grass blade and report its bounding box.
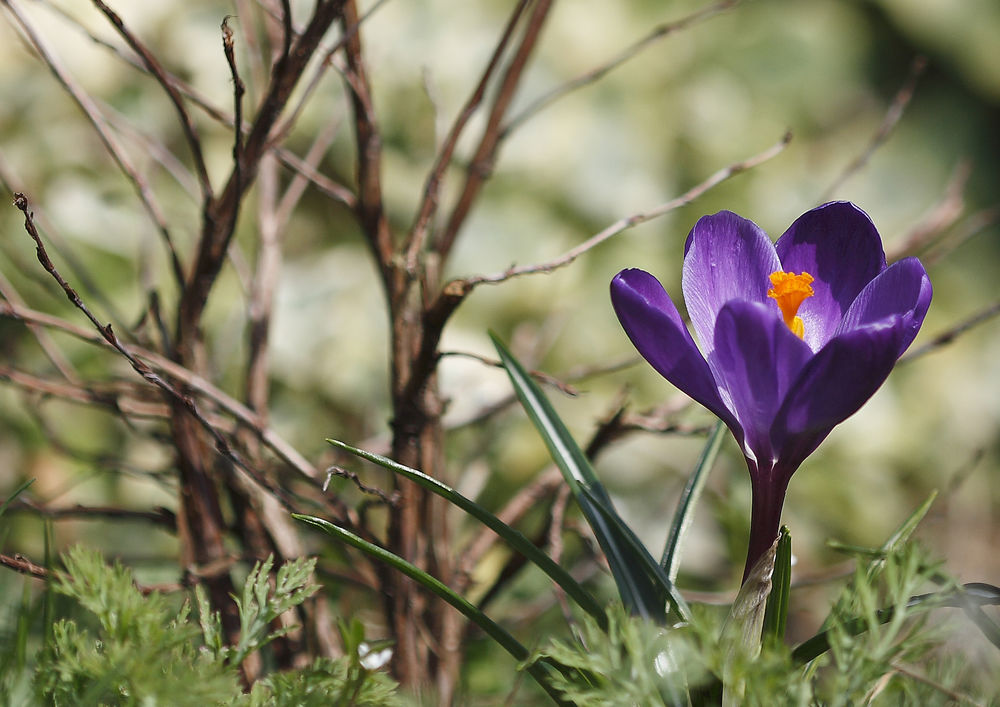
[326,437,606,626]
[761,526,791,645]
[293,513,570,705]
[792,581,1000,663]
[579,484,691,621]
[490,333,668,621]
[0,478,35,520]
[661,421,725,581]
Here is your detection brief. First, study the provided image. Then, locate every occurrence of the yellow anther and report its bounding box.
[767,271,814,339]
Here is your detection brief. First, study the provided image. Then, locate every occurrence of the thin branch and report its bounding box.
[548,483,574,629]
[437,0,555,261]
[442,355,639,431]
[923,205,1000,267]
[0,364,167,419]
[180,0,348,334]
[8,499,176,528]
[340,0,393,277]
[889,663,986,707]
[0,298,320,484]
[280,0,293,62]
[0,551,184,595]
[822,55,927,201]
[271,0,391,150]
[275,146,357,208]
[222,16,246,195]
[0,268,77,383]
[12,194,344,522]
[887,160,970,261]
[323,465,398,505]
[502,0,739,137]
[0,552,48,582]
[30,0,356,210]
[91,0,214,202]
[442,131,791,299]
[404,0,532,271]
[901,297,1000,363]
[454,467,564,594]
[276,114,344,225]
[438,350,580,396]
[2,0,185,286]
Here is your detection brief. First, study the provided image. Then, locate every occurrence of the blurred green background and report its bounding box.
[0,0,998,680]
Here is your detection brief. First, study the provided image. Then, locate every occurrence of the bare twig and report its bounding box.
[454,467,563,594]
[458,131,792,290]
[324,465,398,505]
[12,194,336,520]
[822,55,927,200]
[29,0,356,211]
[0,298,321,484]
[924,206,1000,266]
[548,483,574,629]
[889,663,986,707]
[503,0,740,137]
[179,0,348,335]
[92,0,214,202]
[8,499,176,528]
[340,0,393,277]
[222,16,246,193]
[888,161,970,261]
[0,364,167,419]
[437,0,555,261]
[0,268,77,383]
[275,146,357,208]
[405,0,532,271]
[2,0,185,286]
[272,0,391,149]
[276,115,344,226]
[438,350,580,396]
[901,298,1000,363]
[0,551,185,595]
[0,552,48,582]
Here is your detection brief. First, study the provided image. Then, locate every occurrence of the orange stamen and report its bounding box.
[767,271,814,338]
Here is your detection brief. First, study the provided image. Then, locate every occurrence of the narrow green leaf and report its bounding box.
[326,437,606,626]
[0,477,35,520]
[293,513,570,705]
[792,581,1000,663]
[821,491,939,632]
[761,526,791,645]
[579,484,691,622]
[661,421,726,581]
[490,332,668,621]
[880,489,937,555]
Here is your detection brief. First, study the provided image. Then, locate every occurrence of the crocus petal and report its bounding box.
[775,202,887,351]
[682,211,781,355]
[611,269,737,430]
[771,321,905,474]
[837,257,932,356]
[710,300,812,468]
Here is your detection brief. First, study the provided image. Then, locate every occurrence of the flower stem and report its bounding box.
[743,471,790,583]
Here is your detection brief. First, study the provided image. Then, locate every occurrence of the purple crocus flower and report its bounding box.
[610,202,932,581]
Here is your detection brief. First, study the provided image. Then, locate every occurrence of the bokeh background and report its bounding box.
[0,0,998,695]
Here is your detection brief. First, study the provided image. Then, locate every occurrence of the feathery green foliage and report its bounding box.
[36,546,239,705]
[528,539,996,705]
[21,547,399,706]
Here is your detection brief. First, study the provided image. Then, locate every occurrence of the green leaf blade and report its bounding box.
[490,332,682,623]
[661,420,726,582]
[326,438,606,626]
[292,513,569,705]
